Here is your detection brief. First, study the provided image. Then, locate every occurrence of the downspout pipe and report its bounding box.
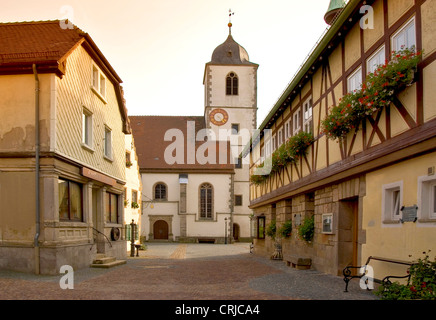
[33,64,40,275]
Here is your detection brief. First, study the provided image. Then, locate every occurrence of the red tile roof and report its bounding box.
[0,20,130,133]
[130,115,235,172]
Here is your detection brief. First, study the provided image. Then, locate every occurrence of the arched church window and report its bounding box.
[154,183,167,200]
[226,72,238,96]
[199,183,213,219]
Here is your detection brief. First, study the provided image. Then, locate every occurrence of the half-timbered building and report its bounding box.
[246,0,436,277]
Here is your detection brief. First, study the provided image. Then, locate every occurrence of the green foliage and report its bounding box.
[376,251,436,300]
[265,219,276,240]
[321,47,422,140]
[278,220,293,238]
[250,132,314,185]
[298,215,314,242]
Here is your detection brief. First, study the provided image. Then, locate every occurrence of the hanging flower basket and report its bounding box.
[321,47,422,141]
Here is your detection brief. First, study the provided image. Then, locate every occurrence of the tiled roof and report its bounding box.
[130,115,235,172]
[0,20,83,65]
[0,20,130,133]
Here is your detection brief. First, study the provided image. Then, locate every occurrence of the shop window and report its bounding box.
[58,178,83,222]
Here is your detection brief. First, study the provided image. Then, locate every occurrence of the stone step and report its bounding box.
[90,260,126,268]
[92,256,116,264]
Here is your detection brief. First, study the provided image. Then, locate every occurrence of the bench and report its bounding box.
[283,253,312,270]
[343,256,415,292]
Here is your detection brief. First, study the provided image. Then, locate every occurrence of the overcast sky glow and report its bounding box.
[2,0,331,124]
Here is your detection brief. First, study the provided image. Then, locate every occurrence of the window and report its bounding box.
[105,192,118,223]
[132,190,138,204]
[104,126,112,159]
[285,120,291,139]
[100,74,106,97]
[348,67,362,93]
[367,46,386,74]
[272,135,277,151]
[58,179,83,222]
[231,123,239,134]
[392,17,416,52]
[418,176,436,221]
[226,72,238,95]
[293,108,301,135]
[82,109,93,148]
[265,140,271,158]
[126,151,132,167]
[92,66,99,89]
[235,195,243,206]
[256,216,265,239]
[322,214,333,234]
[382,182,403,222]
[92,65,107,101]
[303,98,313,134]
[200,183,213,219]
[278,128,284,146]
[154,183,167,200]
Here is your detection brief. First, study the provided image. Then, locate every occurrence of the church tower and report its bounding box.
[203,17,258,241]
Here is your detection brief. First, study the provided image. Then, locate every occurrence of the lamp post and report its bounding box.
[130,219,136,257]
[224,218,228,244]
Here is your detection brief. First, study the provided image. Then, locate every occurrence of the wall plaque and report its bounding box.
[400,205,418,223]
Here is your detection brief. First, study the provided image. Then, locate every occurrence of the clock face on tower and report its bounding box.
[209,108,229,126]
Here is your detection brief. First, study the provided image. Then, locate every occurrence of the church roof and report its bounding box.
[129,115,235,173]
[208,34,257,66]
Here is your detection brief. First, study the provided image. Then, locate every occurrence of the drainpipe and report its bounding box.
[33,64,40,275]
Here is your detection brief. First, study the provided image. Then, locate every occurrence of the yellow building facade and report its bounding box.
[247,0,436,278]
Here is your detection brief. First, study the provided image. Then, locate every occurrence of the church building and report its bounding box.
[130,22,258,243]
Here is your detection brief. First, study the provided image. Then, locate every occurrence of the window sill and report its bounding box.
[81,143,95,153]
[382,219,401,224]
[91,86,108,104]
[103,155,113,163]
[418,218,436,223]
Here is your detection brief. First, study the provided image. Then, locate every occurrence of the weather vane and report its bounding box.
[228,9,234,34]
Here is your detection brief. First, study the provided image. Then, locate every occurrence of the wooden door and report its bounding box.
[153,220,169,240]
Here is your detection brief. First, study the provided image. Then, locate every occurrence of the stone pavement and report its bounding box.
[0,242,378,301]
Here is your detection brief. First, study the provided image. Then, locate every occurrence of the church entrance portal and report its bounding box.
[153,220,169,240]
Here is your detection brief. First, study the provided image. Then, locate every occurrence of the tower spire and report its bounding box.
[228,9,234,35]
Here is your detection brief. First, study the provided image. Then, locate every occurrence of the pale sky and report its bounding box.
[2,0,331,124]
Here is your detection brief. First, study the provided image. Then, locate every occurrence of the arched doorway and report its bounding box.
[233,223,240,241]
[153,220,169,240]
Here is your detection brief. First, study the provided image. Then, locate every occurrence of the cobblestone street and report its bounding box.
[0,243,377,301]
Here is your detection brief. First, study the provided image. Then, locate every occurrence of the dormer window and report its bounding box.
[226,72,238,95]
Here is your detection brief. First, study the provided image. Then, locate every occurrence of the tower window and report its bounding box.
[226,72,238,95]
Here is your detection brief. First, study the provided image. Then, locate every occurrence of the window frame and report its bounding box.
[58,178,83,222]
[199,183,213,219]
[105,192,119,223]
[347,66,363,93]
[293,108,301,135]
[382,181,403,223]
[367,45,386,75]
[82,108,93,149]
[391,17,416,52]
[154,182,167,201]
[303,97,313,134]
[226,72,239,96]
[235,194,243,206]
[417,176,436,221]
[257,216,265,239]
[104,126,112,160]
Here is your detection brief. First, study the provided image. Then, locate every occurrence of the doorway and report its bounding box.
[233,223,240,241]
[153,220,169,240]
[337,197,359,275]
